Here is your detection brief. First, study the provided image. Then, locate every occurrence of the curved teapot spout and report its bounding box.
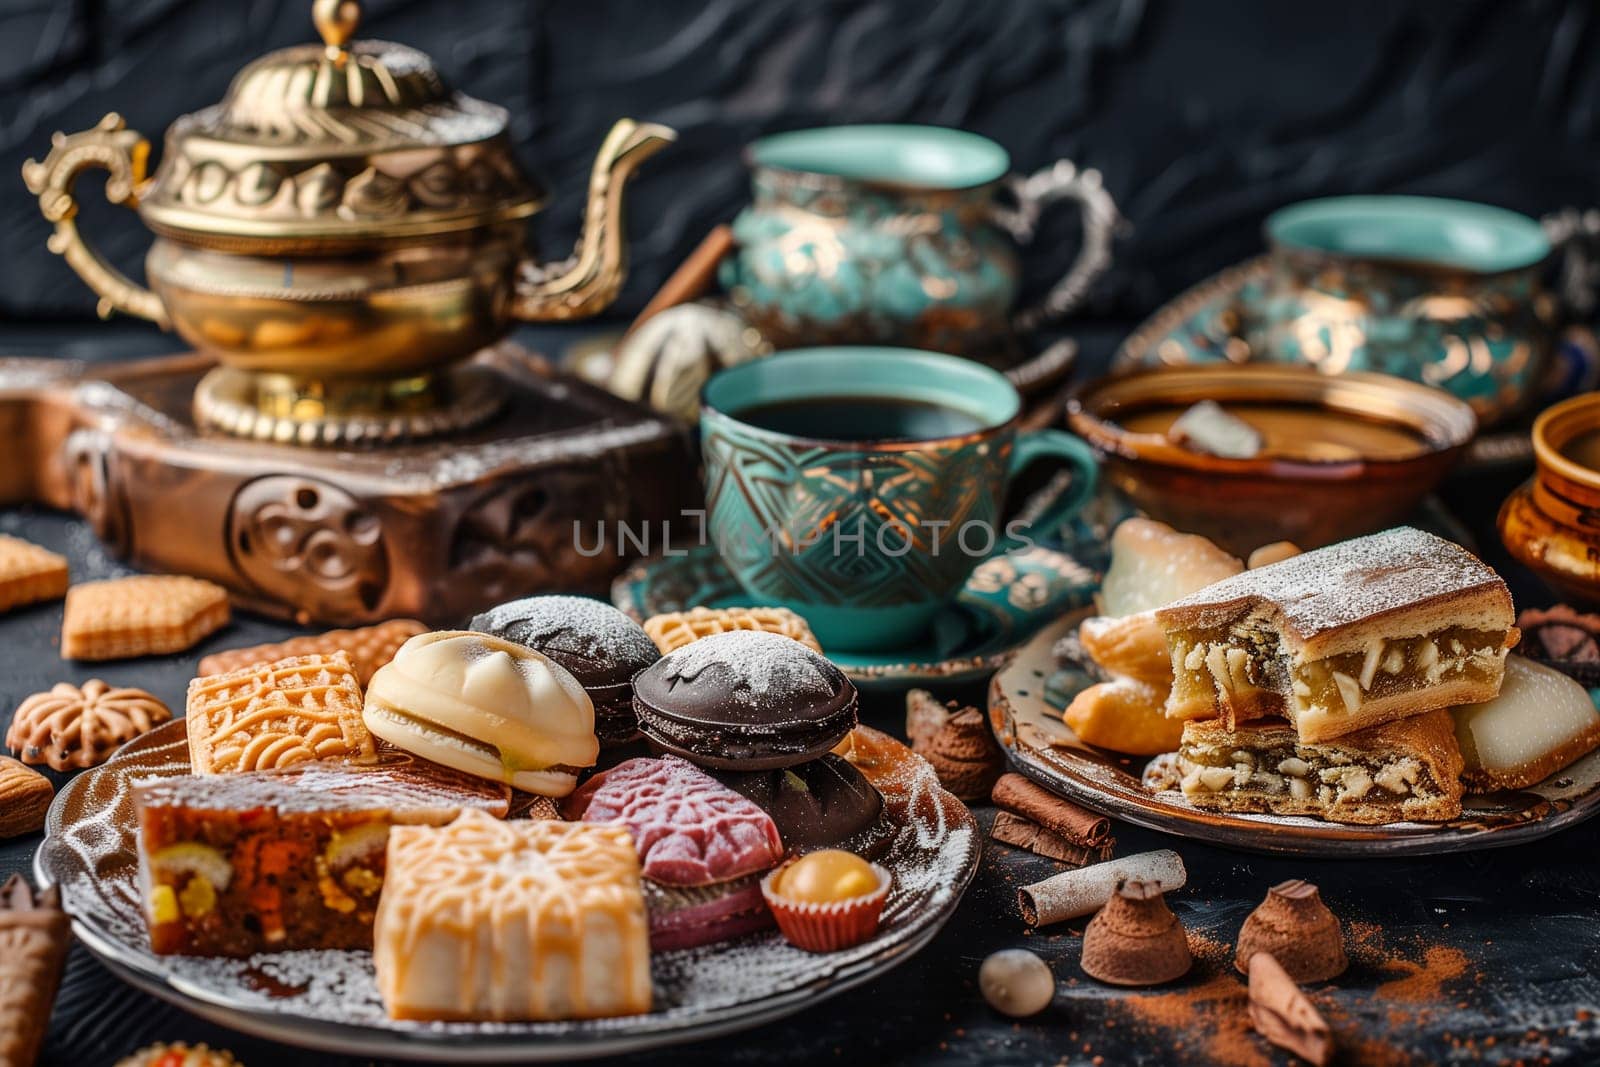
[512,118,675,322]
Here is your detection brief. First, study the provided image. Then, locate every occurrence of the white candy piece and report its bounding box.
[1168,400,1264,459]
[979,949,1055,1018]
[1453,654,1600,792]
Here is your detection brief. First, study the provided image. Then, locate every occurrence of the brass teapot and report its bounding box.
[23,0,673,445]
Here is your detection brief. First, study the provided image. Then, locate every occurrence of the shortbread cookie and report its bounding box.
[198,619,426,686]
[0,535,68,614]
[186,652,374,774]
[1176,708,1465,825]
[1159,527,1516,741]
[62,575,229,660]
[1453,654,1600,792]
[644,605,822,654]
[375,810,651,1021]
[7,680,172,771]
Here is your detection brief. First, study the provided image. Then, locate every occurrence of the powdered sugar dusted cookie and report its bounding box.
[632,630,857,770]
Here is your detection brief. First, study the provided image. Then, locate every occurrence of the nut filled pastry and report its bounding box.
[1175,708,1465,824]
[1158,528,1516,742]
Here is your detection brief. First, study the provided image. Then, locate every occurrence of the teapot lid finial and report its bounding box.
[313,0,361,59]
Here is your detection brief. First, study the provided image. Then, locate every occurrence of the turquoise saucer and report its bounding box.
[611,543,1097,689]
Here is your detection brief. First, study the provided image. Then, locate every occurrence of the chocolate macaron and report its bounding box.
[632,630,857,770]
[469,595,660,746]
[717,754,895,860]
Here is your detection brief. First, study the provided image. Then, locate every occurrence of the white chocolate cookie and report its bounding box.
[363,631,597,796]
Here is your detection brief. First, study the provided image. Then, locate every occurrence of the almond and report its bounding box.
[0,756,54,837]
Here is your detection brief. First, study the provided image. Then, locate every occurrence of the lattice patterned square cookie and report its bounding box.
[185,652,375,774]
[375,810,651,1021]
[0,535,68,614]
[644,605,822,654]
[62,575,229,660]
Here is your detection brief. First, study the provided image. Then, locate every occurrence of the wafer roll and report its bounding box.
[1017,849,1186,927]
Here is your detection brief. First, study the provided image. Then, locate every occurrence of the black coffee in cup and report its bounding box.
[734,396,986,442]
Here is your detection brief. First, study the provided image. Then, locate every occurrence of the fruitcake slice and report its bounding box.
[134,754,508,956]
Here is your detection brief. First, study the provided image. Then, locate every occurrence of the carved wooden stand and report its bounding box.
[0,344,695,626]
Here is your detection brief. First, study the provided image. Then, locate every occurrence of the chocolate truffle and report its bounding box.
[1080,880,1192,986]
[632,630,857,770]
[1235,879,1347,982]
[470,595,660,745]
[716,754,894,859]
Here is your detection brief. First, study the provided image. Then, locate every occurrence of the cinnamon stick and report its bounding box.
[991,772,1110,847]
[625,224,735,338]
[990,811,1114,866]
[1248,952,1334,1066]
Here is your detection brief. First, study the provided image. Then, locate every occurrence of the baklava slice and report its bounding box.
[1157,528,1515,742]
[1175,708,1465,824]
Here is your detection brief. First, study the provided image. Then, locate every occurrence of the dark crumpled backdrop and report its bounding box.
[5,0,1600,324]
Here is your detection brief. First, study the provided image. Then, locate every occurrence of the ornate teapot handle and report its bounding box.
[21,113,168,326]
[993,159,1123,334]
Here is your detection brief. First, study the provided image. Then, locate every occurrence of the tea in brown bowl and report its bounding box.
[1066,365,1476,556]
[1500,393,1600,606]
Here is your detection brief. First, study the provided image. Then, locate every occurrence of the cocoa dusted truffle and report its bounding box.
[632,630,857,770]
[470,595,661,746]
[1235,879,1347,982]
[1080,879,1192,986]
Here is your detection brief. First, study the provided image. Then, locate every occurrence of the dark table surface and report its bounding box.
[3,321,1597,1067]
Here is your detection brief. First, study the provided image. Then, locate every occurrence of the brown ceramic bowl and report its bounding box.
[1500,393,1600,606]
[1066,364,1476,556]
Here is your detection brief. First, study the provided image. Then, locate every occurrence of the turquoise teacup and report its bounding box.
[700,347,1097,652]
[1254,195,1553,422]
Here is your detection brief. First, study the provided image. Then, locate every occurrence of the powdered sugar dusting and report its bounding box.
[660,630,840,704]
[1159,527,1508,638]
[37,721,978,1053]
[471,595,661,672]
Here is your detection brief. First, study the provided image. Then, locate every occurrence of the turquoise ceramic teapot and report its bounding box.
[721,125,1120,361]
